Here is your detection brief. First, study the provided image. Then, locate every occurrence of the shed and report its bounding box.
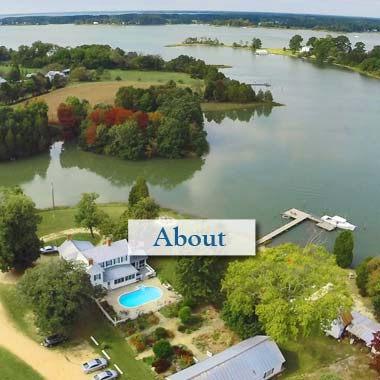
[166,335,285,380]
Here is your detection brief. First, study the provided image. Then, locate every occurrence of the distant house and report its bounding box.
[58,237,155,290]
[166,335,285,380]
[346,311,380,347]
[301,46,312,53]
[0,76,7,84]
[45,70,66,82]
[25,73,37,79]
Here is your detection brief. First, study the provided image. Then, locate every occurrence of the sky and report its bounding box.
[0,0,379,18]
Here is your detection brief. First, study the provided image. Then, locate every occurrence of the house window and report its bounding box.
[264,368,274,379]
[117,257,121,264]
[106,260,113,267]
[120,257,124,263]
[125,274,135,281]
[139,259,145,268]
[100,263,104,268]
[93,274,101,281]
[114,277,125,285]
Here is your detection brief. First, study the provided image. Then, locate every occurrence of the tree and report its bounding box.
[356,257,373,296]
[0,187,41,272]
[7,65,21,82]
[153,339,173,359]
[176,257,227,305]
[129,197,159,220]
[128,177,150,207]
[222,243,352,343]
[264,90,273,103]
[18,260,94,334]
[370,332,380,374]
[251,38,262,50]
[289,34,304,52]
[334,231,354,268]
[178,306,192,325]
[75,193,104,237]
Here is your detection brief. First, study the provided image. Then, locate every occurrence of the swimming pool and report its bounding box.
[119,286,162,308]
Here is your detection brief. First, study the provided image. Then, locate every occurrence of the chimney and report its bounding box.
[106,238,112,247]
[67,234,72,241]
[88,258,94,266]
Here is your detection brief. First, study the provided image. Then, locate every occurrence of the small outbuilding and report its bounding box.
[166,335,285,380]
[346,311,380,347]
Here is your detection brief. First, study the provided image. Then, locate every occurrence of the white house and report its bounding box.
[58,237,156,290]
[166,335,285,380]
[301,46,312,53]
[0,76,7,84]
[45,70,66,82]
[346,311,380,347]
[256,49,269,56]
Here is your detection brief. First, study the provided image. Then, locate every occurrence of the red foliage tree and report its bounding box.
[89,109,106,125]
[103,107,133,127]
[85,125,98,145]
[57,103,80,140]
[133,111,149,129]
[371,332,380,374]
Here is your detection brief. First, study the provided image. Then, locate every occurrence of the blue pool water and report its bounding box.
[119,286,162,308]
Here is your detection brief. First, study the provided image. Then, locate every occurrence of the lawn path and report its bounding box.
[0,301,94,380]
[41,228,96,242]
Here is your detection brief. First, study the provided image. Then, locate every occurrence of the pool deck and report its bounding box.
[104,277,181,320]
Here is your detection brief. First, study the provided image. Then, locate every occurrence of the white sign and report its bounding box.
[128,219,256,256]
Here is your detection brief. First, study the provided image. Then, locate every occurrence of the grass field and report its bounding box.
[44,232,101,246]
[0,346,43,380]
[0,284,40,341]
[15,70,201,122]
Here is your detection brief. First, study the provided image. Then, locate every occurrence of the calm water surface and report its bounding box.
[1,25,380,264]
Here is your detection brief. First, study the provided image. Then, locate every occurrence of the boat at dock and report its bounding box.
[321,215,357,231]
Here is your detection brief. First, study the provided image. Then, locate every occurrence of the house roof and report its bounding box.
[103,264,138,282]
[87,263,104,275]
[82,239,130,263]
[167,336,285,380]
[346,311,380,346]
[58,239,94,261]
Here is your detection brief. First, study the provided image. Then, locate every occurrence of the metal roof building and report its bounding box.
[167,336,285,380]
[346,311,380,347]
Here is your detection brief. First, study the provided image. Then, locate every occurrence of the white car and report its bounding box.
[94,370,118,380]
[40,245,58,254]
[81,358,108,374]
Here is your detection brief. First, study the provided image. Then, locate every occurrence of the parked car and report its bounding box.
[81,358,108,374]
[42,334,67,347]
[40,245,58,254]
[93,370,118,380]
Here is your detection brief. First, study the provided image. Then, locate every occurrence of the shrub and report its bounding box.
[160,302,181,318]
[115,76,122,81]
[153,327,169,341]
[178,324,186,333]
[179,306,192,325]
[130,333,148,352]
[152,358,171,373]
[153,339,174,359]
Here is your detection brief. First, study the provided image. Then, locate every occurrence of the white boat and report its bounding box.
[321,215,357,231]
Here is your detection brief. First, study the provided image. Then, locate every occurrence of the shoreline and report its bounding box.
[167,43,380,80]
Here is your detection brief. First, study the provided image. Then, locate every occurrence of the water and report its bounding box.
[0,24,380,264]
[119,286,162,308]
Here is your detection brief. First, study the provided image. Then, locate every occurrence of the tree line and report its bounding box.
[2,12,380,32]
[288,34,380,77]
[56,82,209,160]
[0,101,53,161]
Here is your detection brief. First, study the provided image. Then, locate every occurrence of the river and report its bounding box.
[1,24,380,264]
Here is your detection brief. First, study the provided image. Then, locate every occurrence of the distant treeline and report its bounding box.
[1,12,380,32]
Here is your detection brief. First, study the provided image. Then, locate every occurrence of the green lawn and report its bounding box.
[0,284,40,342]
[104,69,201,87]
[0,346,43,380]
[37,203,128,236]
[281,336,357,379]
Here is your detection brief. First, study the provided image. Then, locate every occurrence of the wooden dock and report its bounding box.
[257,208,336,245]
